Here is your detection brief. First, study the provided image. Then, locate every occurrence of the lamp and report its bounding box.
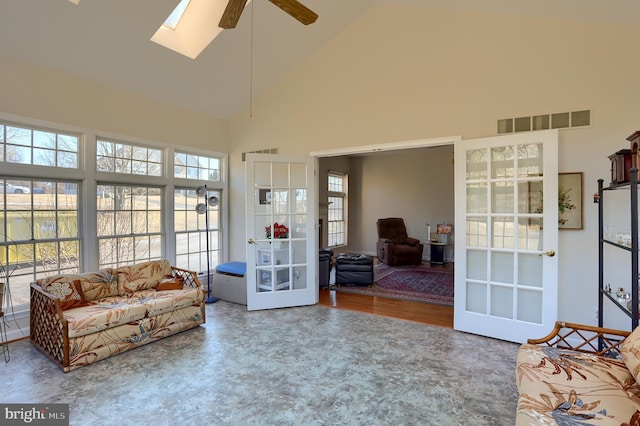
[195,185,219,304]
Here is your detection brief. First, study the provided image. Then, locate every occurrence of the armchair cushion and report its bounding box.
[376,218,424,266]
[404,237,420,246]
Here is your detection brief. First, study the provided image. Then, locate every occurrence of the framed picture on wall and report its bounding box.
[558,172,583,230]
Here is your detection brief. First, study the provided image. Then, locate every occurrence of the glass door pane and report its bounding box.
[455,131,558,343]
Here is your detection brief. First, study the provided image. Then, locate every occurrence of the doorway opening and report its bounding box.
[312,136,459,325]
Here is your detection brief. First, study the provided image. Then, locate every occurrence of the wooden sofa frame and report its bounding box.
[528,320,631,356]
[30,265,203,371]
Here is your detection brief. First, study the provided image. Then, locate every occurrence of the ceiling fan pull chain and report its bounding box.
[249,0,254,118]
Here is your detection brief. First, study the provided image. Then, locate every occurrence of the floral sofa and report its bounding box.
[30,260,205,372]
[516,321,640,425]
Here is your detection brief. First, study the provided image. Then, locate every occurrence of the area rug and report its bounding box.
[331,263,454,306]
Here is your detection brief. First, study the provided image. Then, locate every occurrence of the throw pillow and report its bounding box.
[41,279,89,311]
[156,277,184,291]
[117,260,173,293]
[620,325,640,381]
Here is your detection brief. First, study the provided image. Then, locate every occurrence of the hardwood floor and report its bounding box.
[318,288,454,328]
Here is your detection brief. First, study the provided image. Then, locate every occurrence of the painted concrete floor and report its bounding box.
[1,301,519,425]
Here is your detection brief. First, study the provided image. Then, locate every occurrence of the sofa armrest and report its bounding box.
[30,283,69,369]
[527,321,630,356]
[171,266,202,289]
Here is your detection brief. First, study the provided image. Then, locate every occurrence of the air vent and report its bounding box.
[498,109,591,134]
[242,148,278,162]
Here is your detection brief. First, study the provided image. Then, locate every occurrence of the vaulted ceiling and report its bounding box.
[1,0,638,120]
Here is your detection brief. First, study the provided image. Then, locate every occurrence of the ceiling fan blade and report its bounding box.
[219,0,249,29]
[267,0,318,25]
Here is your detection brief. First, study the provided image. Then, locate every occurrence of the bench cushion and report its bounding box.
[216,262,247,276]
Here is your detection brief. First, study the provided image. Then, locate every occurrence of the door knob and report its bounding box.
[539,249,555,257]
[248,238,256,245]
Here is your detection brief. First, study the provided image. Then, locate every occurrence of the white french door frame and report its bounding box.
[453,130,559,343]
[245,153,317,311]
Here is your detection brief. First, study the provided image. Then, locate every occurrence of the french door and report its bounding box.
[245,153,317,311]
[454,130,559,343]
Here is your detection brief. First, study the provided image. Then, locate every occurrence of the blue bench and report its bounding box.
[213,262,247,305]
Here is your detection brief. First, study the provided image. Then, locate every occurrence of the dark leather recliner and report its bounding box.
[376,218,424,266]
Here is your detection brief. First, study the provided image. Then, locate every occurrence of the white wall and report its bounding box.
[1,5,639,330]
[345,146,454,258]
[227,5,640,329]
[0,57,228,149]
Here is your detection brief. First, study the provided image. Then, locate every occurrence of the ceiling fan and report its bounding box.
[219,0,318,29]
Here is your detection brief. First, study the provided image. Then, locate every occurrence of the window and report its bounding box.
[173,151,224,274]
[174,187,221,273]
[0,116,227,312]
[97,139,162,176]
[1,178,81,307]
[0,123,79,168]
[174,151,221,181]
[95,138,166,269]
[163,0,190,30]
[96,185,163,269]
[327,173,347,247]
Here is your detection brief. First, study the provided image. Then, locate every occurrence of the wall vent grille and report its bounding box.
[497,109,591,134]
[242,148,278,161]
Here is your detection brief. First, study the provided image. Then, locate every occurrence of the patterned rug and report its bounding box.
[330,263,454,306]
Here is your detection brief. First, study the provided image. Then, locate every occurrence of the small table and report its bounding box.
[428,242,450,264]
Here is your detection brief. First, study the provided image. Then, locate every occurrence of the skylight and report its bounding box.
[151,0,252,59]
[163,0,191,30]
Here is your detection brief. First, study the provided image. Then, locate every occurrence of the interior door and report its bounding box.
[454,130,558,343]
[245,153,317,311]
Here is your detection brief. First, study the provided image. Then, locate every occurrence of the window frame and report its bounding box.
[327,172,347,247]
[0,113,228,313]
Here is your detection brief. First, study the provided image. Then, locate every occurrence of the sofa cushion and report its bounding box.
[134,288,204,317]
[37,269,118,302]
[63,296,148,338]
[116,260,173,294]
[516,344,640,425]
[40,279,88,311]
[621,325,640,382]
